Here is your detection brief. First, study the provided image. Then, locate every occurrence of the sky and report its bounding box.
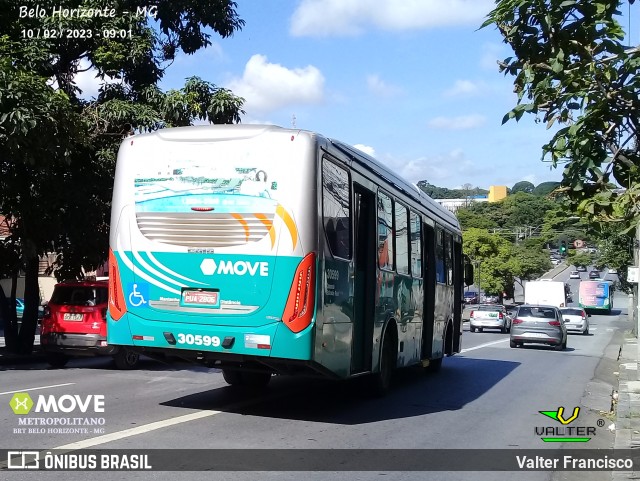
[73,0,636,190]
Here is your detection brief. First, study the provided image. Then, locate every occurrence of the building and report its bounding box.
[432,185,508,213]
[488,185,508,202]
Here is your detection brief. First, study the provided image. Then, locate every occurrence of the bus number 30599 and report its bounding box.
[176,334,221,347]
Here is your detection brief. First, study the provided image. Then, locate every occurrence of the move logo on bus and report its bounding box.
[200,258,269,277]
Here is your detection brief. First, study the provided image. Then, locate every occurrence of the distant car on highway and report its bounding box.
[464,291,479,304]
[469,304,511,333]
[510,304,567,350]
[588,270,600,279]
[569,271,581,280]
[559,307,590,335]
[481,294,500,304]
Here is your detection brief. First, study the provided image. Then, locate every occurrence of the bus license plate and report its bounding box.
[63,313,83,321]
[183,290,219,307]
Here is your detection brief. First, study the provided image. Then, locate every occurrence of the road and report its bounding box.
[0,277,630,481]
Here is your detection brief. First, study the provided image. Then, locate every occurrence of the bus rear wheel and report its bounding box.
[223,369,272,388]
[369,328,397,397]
[113,348,140,370]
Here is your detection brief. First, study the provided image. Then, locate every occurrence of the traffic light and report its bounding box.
[560,241,567,254]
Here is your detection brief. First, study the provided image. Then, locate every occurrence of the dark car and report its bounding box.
[40,280,140,369]
[588,270,600,279]
[464,291,479,304]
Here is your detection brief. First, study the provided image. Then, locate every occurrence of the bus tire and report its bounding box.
[242,371,272,388]
[113,348,140,370]
[223,369,271,388]
[46,353,69,368]
[370,326,397,397]
[425,357,442,373]
[222,368,243,386]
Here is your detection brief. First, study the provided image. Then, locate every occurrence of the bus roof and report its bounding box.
[124,124,461,234]
[328,139,460,233]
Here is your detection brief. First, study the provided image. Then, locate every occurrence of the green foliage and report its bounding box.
[463,228,515,296]
[511,180,535,194]
[483,0,640,230]
[416,181,488,199]
[532,181,561,196]
[0,1,246,353]
[592,224,635,292]
[567,251,594,268]
[456,209,498,230]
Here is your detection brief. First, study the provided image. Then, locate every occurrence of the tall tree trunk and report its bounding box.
[17,253,40,355]
[0,282,18,353]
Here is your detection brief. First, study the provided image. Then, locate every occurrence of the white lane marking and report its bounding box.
[54,410,218,450]
[0,383,75,396]
[461,339,509,353]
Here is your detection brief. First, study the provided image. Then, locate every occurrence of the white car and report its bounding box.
[469,305,511,333]
[559,307,590,335]
[569,271,580,279]
[608,268,618,274]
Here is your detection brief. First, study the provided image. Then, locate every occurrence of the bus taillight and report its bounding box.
[282,252,316,333]
[108,249,127,321]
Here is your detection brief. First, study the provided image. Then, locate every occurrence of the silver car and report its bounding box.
[469,304,511,333]
[510,305,567,350]
[559,307,590,335]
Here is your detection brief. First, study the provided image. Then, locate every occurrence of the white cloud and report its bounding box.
[427,114,486,130]
[290,0,495,37]
[354,144,376,156]
[366,75,402,97]
[382,148,478,185]
[228,54,325,114]
[443,79,480,97]
[48,59,120,99]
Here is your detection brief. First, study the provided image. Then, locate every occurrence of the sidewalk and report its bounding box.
[613,334,640,480]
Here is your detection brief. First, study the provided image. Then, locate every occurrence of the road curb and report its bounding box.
[612,336,639,480]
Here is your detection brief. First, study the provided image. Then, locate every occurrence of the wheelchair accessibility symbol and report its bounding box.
[127,283,149,308]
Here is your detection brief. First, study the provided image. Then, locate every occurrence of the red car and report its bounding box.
[40,280,139,369]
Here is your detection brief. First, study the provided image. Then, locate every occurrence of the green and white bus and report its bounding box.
[107,125,470,392]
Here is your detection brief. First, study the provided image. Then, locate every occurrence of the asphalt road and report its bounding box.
[0,282,630,481]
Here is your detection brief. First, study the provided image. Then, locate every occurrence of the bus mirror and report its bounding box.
[464,263,474,286]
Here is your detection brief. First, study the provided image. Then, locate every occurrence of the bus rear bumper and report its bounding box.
[107,312,314,362]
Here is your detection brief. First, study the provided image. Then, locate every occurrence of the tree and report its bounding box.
[483,1,640,230]
[511,180,535,194]
[532,181,561,197]
[456,209,499,230]
[592,224,635,292]
[510,241,552,293]
[0,1,246,354]
[567,251,594,269]
[462,228,515,296]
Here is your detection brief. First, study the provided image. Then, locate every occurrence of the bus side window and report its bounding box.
[435,226,445,283]
[322,159,351,259]
[410,211,422,278]
[377,192,394,271]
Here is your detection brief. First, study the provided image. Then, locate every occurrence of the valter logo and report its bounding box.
[9,392,105,414]
[536,406,596,442]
